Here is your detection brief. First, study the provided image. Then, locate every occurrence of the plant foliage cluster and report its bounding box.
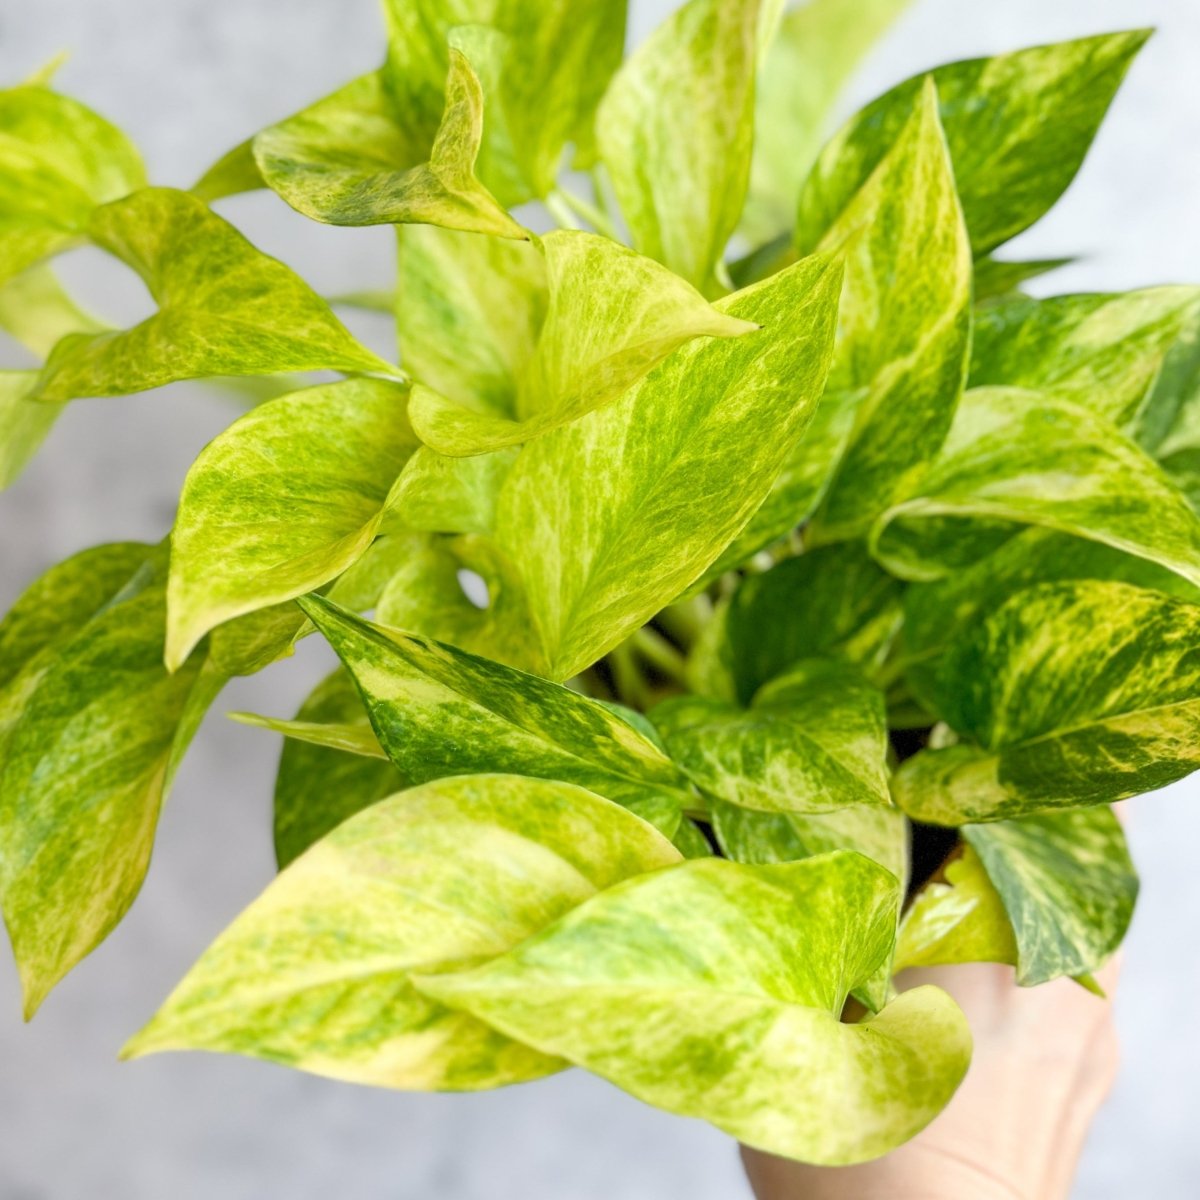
[1,0,1196,1166]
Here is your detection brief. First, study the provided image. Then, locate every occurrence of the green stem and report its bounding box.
[608,642,652,710]
[545,189,583,231]
[655,594,713,651]
[631,626,688,684]
[549,186,621,241]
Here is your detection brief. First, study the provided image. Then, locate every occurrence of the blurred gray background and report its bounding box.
[2,1,1199,1196]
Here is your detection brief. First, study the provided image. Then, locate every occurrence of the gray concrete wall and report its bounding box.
[1,1,1197,1195]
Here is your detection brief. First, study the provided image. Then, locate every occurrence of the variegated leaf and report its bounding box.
[597,0,760,292]
[742,0,912,244]
[873,387,1200,591]
[409,231,756,456]
[166,378,419,670]
[796,31,1149,257]
[395,223,545,416]
[265,668,404,868]
[0,546,221,1015]
[0,82,145,284]
[651,660,889,815]
[252,54,524,238]
[124,774,681,1089]
[496,252,842,682]
[970,289,1200,427]
[963,807,1136,985]
[419,852,970,1165]
[894,580,1200,823]
[33,188,395,402]
[900,527,1200,709]
[299,596,695,814]
[808,77,971,542]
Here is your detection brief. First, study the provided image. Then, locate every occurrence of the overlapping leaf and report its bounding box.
[299,596,695,814]
[0,265,107,487]
[963,807,1136,985]
[796,30,1150,256]
[264,668,404,868]
[0,82,145,284]
[33,188,395,402]
[807,78,971,541]
[373,532,540,670]
[722,545,903,703]
[597,0,760,292]
[894,580,1200,823]
[970,289,1200,427]
[251,54,523,237]
[496,252,842,681]
[206,534,413,678]
[395,223,545,415]
[899,527,1200,708]
[873,387,1200,590]
[894,846,1017,973]
[124,774,681,1089]
[742,0,912,244]
[652,660,889,815]
[711,797,907,887]
[420,852,970,1165]
[0,545,221,1015]
[166,378,418,670]
[409,231,756,456]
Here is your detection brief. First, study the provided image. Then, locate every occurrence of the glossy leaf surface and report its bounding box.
[125,774,681,1089]
[894,581,1200,822]
[497,252,842,681]
[300,597,695,813]
[34,188,394,402]
[796,31,1150,256]
[420,852,970,1165]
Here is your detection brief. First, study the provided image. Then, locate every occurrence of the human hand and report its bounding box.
[741,958,1120,1200]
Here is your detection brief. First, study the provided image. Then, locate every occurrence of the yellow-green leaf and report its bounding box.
[266,668,404,868]
[166,378,419,670]
[374,532,541,671]
[33,188,395,402]
[895,846,1017,974]
[963,808,1136,985]
[299,596,695,814]
[742,0,912,244]
[808,78,971,542]
[0,547,221,1016]
[409,230,757,455]
[496,252,842,681]
[395,223,545,416]
[651,659,889,815]
[252,54,524,238]
[873,387,1200,591]
[596,0,760,292]
[894,580,1200,823]
[124,774,681,1089]
[970,289,1200,428]
[796,30,1150,257]
[0,82,145,283]
[418,851,970,1166]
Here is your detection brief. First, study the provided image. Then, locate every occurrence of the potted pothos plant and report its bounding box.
[1,0,1195,1170]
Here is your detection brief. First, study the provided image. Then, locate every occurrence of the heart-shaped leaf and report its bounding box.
[652,660,890,815]
[496,252,842,681]
[166,378,419,670]
[34,188,396,402]
[418,851,970,1166]
[894,580,1200,823]
[123,774,681,1089]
